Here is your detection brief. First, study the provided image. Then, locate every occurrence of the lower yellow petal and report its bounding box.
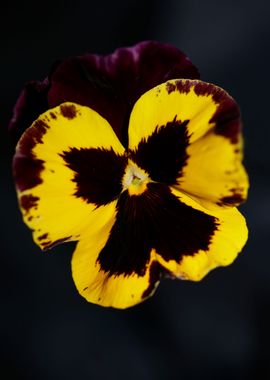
[72,236,159,309]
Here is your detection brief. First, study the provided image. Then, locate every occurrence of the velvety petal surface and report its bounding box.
[13,102,125,249]
[128,79,248,208]
[47,41,199,147]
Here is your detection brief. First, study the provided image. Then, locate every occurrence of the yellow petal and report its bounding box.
[156,187,248,281]
[180,132,248,209]
[128,79,248,208]
[13,102,125,249]
[129,79,230,149]
[72,235,159,309]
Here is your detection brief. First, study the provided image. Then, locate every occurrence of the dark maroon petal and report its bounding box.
[48,41,199,147]
[9,42,199,148]
[9,79,50,145]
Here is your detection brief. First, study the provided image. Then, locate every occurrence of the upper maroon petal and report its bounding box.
[9,41,199,147]
[9,79,50,145]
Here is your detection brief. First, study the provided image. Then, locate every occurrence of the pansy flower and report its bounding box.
[11,41,248,309]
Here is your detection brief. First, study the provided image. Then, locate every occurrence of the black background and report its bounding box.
[1,1,270,379]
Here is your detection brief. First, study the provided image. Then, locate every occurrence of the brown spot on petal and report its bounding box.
[38,233,48,241]
[60,104,77,119]
[20,119,49,155]
[166,80,193,95]
[20,194,39,213]
[193,81,220,98]
[217,189,245,206]
[166,82,176,94]
[13,119,49,191]
[42,236,72,250]
[41,236,71,250]
[32,119,49,133]
[175,80,193,94]
[50,112,57,119]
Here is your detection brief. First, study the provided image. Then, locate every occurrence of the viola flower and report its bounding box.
[11,41,248,309]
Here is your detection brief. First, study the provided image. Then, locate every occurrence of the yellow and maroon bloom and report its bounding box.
[12,42,248,309]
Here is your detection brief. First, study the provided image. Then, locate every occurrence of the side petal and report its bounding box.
[13,102,126,250]
[156,187,248,281]
[128,79,248,206]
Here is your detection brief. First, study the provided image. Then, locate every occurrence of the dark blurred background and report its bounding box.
[1,0,270,379]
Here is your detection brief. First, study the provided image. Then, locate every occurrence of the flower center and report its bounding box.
[122,160,150,195]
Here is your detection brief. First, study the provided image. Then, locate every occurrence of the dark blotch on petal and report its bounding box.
[13,120,49,191]
[97,183,218,277]
[20,194,39,213]
[19,119,49,155]
[193,81,241,144]
[41,236,72,250]
[192,81,240,144]
[130,118,190,185]
[60,147,127,206]
[218,189,245,206]
[13,157,44,191]
[166,80,193,95]
[166,82,176,94]
[60,104,77,119]
[50,112,57,119]
[166,80,241,144]
[37,233,49,241]
[212,100,240,144]
[176,80,193,94]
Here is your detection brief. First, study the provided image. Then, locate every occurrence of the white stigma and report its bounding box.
[122,161,149,190]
